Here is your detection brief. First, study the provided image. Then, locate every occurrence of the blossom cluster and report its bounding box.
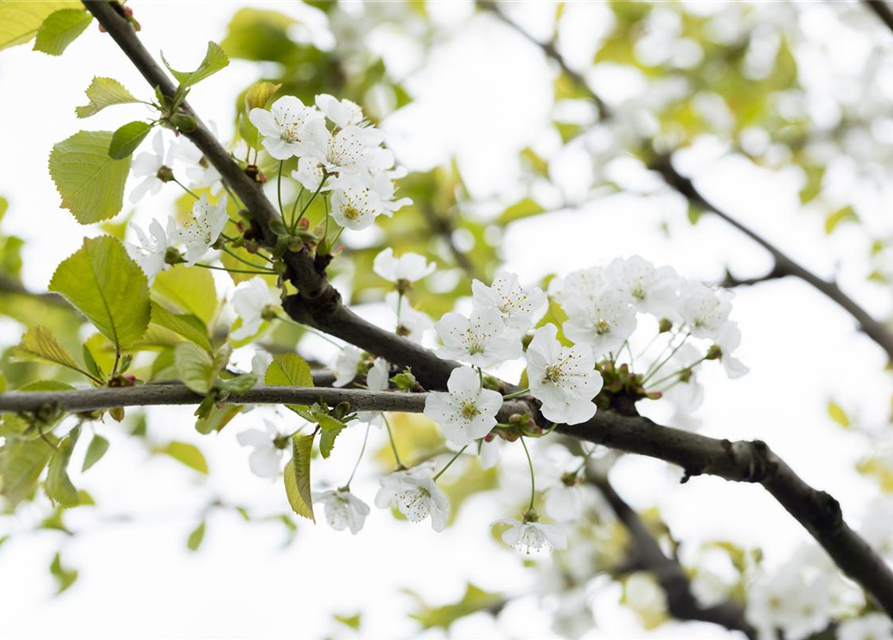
[249,95,411,230]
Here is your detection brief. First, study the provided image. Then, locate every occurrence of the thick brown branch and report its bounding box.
[865,0,893,33]
[77,1,893,617]
[83,0,458,390]
[592,476,756,637]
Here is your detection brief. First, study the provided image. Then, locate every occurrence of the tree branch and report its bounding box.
[591,475,756,638]
[865,0,893,33]
[83,0,458,390]
[75,1,893,617]
[479,1,893,364]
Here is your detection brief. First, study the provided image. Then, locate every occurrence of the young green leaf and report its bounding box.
[0,435,58,505]
[49,552,78,594]
[186,521,206,551]
[0,1,76,51]
[195,403,242,435]
[313,412,346,459]
[265,353,314,416]
[174,342,215,394]
[827,401,850,428]
[81,434,110,473]
[33,8,92,56]
[151,301,212,352]
[284,434,314,522]
[152,266,218,325]
[108,121,153,159]
[49,236,151,350]
[76,77,140,118]
[46,426,80,508]
[158,441,209,474]
[49,131,132,224]
[161,41,229,88]
[12,326,91,379]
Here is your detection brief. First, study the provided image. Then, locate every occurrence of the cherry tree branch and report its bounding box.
[76,1,893,617]
[478,1,893,363]
[83,0,458,390]
[865,0,893,33]
[591,476,756,638]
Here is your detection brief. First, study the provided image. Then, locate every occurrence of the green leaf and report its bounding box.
[186,521,206,551]
[244,81,281,111]
[151,302,211,352]
[158,441,208,474]
[221,8,297,62]
[827,401,850,429]
[108,121,152,160]
[161,41,229,88]
[49,236,151,349]
[76,77,140,118]
[12,326,89,378]
[33,8,92,56]
[152,266,217,325]
[46,426,80,508]
[265,353,313,414]
[0,1,77,51]
[824,205,858,235]
[313,412,346,459]
[334,614,361,631]
[497,197,545,226]
[284,434,314,522]
[49,131,131,224]
[50,552,78,594]
[195,403,241,435]
[0,436,57,505]
[408,583,504,631]
[81,434,109,473]
[174,342,215,394]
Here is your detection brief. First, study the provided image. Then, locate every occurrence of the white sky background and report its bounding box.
[0,1,891,638]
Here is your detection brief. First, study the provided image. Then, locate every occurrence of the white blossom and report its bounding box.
[333,345,362,388]
[236,420,286,478]
[312,489,371,535]
[386,291,434,344]
[544,482,585,522]
[231,277,279,341]
[563,290,637,359]
[172,128,222,194]
[678,281,733,339]
[179,194,229,265]
[746,571,831,640]
[434,308,522,367]
[291,156,331,192]
[370,167,412,213]
[492,518,567,553]
[315,93,365,129]
[373,248,435,284]
[606,255,680,316]
[251,349,273,379]
[527,324,603,425]
[713,321,749,378]
[839,614,893,640]
[127,217,176,281]
[657,343,705,413]
[130,131,171,203]
[330,178,387,230]
[375,470,450,532]
[366,357,390,391]
[248,96,322,160]
[472,272,546,334]
[423,366,502,446]
[305,121,384,176]
[550,266,609,313]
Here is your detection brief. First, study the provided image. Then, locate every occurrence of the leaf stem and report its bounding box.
[520,435,536,512]
[503,387,530,400]
[219,245,274,271]
[345,423,371,488]
[433,445,469,482]
[173,178,200,200]
[382,413,403,468]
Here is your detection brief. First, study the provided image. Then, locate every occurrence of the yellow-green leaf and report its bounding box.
[158,441,208,474]
[108,121,152,159]
[81,434,109,472]
[151,301,212,352]
[265,353,313,414]
[161,41,229,88]
[33,7,92,56]
[49,236,151,349]
[827,401,850,428]
[12,326,88,378]
[186,520,206,551]
[174,342,215,394]
[0,435,57,505]
[152,265,217,325]
[49,131,131,224]
[824,205,858,235]
[46,426,80,507]
[284,434,314,522]
[76,77,140,119]
[0,1,77,51]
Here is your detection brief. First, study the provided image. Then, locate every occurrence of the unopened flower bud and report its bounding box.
[110,407,125,422]
[156,165,175,183]
[169,113,196,133]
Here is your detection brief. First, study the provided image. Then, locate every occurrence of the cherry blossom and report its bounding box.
[248,96,322,160]
[423,366,502,446]
[333,345,362,388]
[231,277,279,341]
[527,324,603,425]
[562,290,637,359]
[677,281,733,339]
[127,217,177,281]
[492,518,568,553]
[315,93,365,129]
[312,489,371,535]
[236,420,286,479]
[179,194,229,265]
[375,470,450,532]
[129,130,172,203]
[373,248,436,284]
[434,308,522,367]
[472,271,546,334]
[606,255,680,316]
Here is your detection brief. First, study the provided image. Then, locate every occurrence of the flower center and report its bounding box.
[460,401,480,420]
[595,319,611,335]
[343,204,360,220]
[544,364,563,383]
